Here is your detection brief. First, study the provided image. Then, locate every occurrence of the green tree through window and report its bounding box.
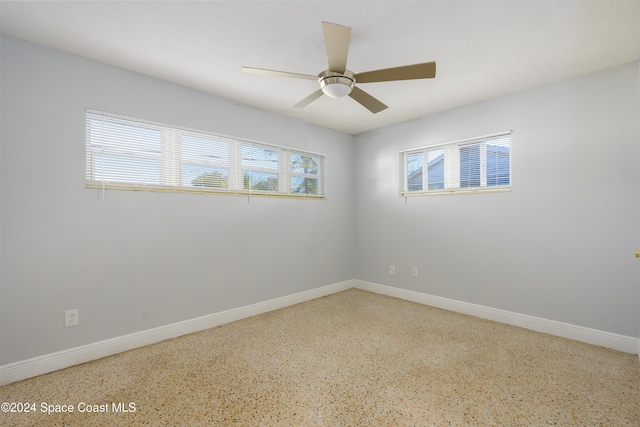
[191,171,229,188]
[290,154,319,194]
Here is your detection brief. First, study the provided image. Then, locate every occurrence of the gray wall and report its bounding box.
[355,61,640,338]
[0,36,356,365]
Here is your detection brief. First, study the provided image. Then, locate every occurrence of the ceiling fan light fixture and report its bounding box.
[243,22,435,113]
[320,75,355,98]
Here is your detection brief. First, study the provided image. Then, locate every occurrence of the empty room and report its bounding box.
[1,1,639,425]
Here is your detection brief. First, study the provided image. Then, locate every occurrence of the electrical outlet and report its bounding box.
[65,309,79,327]
[389,265,395,275]
[412,267,419,277]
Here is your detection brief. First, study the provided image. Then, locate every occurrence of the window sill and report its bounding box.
[86,182,326,200]
[400,186,511,197]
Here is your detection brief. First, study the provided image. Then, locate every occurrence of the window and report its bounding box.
[289,152,321,194]
[86,110,325,198]
[400,132,511,195]
[241,144,279,191]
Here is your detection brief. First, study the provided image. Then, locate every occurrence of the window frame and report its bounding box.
[399,131,511,196]
[86,109,326,199]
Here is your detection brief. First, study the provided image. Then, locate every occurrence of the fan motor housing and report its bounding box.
[319,70,355,98]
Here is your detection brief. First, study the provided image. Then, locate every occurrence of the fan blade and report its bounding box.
[293,90,324,109]
[322,22,351,74]
[241,66,318,81]
[355,61,436,83]
[349,86,388,114]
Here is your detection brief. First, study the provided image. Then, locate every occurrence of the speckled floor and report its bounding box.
[1,289,639,426]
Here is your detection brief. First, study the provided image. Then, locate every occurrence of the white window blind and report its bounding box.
[86,110,325,198]
[400,131,511,195]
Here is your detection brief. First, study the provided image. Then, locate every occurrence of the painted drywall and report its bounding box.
[0,36,356,365]
[355,61,640,338]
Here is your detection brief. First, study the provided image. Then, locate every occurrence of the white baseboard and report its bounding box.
[2,279,637,386]
[355,280,639,355]
[0,280,354,386]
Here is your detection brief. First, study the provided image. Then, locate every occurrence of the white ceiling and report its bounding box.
[1,1,639,135]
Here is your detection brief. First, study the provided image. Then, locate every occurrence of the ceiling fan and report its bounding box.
[242,22,436,114]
